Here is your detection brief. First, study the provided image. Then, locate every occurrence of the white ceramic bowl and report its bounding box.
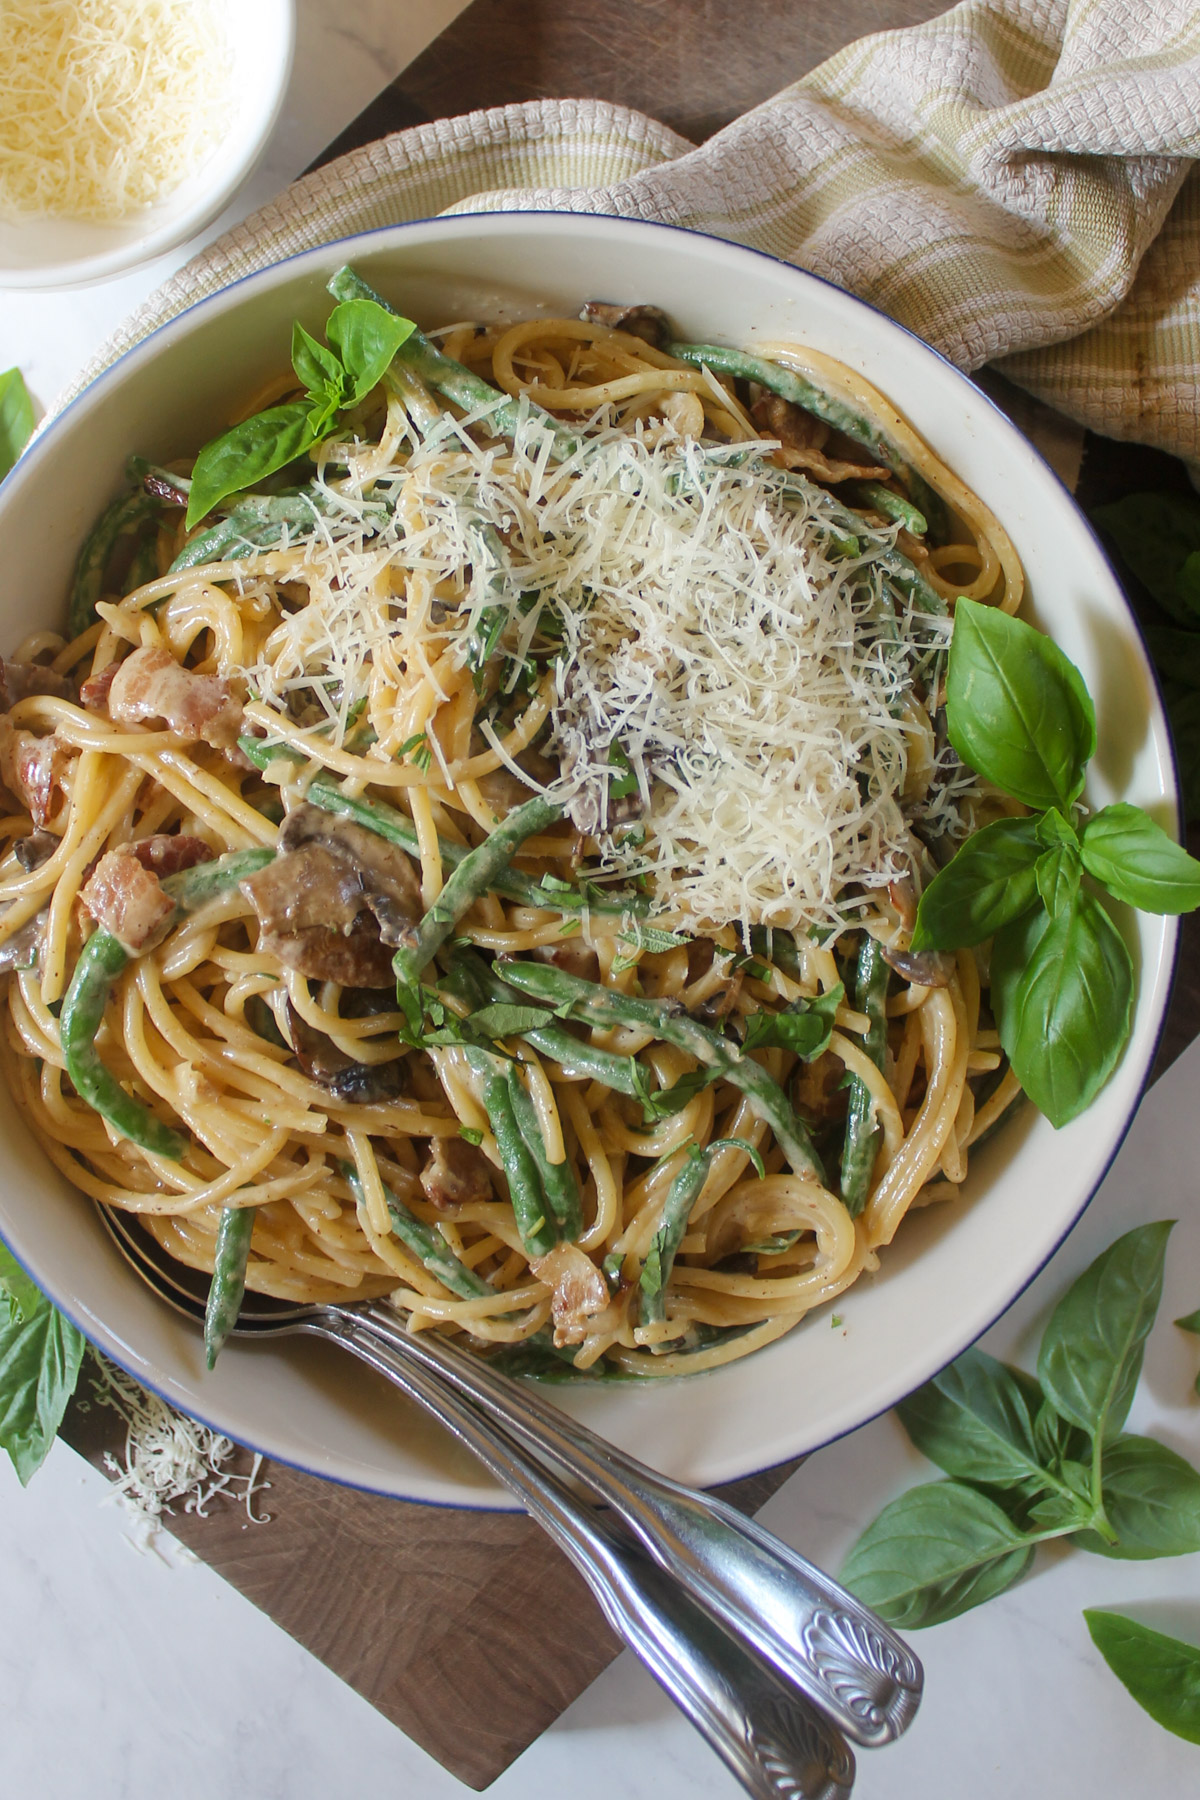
[0,0,294,290]
[0,215,1177,1506]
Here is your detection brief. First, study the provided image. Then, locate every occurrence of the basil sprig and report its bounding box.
[911,599,1200,1127]
[185,299,417,528]
[842,1222,1200,1633]
[0,1241,85,1485]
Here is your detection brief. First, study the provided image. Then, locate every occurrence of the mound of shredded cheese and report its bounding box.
[245,405,952,936]
[0,0,231,223]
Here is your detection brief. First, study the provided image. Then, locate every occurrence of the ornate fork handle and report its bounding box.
[316,1311,855,1800]
[331,1302,921,1748]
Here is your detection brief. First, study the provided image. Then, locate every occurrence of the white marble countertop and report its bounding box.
[2,10,1200,1794]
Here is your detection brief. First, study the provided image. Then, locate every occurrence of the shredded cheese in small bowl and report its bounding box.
[0,0,294,288]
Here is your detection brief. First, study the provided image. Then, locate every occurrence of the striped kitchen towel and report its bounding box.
[79,0,1200,461]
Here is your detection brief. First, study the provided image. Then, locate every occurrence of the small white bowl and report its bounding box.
[0,0,294,290]
[0,215,1178,1507]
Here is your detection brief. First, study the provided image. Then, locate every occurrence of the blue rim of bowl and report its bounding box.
[0,209,1181,1509]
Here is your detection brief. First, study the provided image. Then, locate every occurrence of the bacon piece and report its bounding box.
[752,393,889,485]
[531,1242,612,1347]
[125,833,215,878]
[79,661,121,714]
[0,659,75,712]
[0,718,72,827]
[107,646,243,748]
[80,851,176,953]
[419,1137,494,1212]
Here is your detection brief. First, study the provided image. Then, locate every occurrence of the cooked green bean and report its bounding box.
[779,471,948,617]
[393,795,563,1016]
[340,1162,494,1299]
[444,951,647,1097]
[161,846,274,910]
[238,736,647,920]
[840,934,889,1217]
[464,1048,557,1256]
[639,1144,710,1330]
[498,959,826,1183]
[327,265,580,458]
[848,480,928,537]
[60,850,275,1158]
[60,932,189,1160]
[664,338,947,539]
[504,1061,583,1240]
[69,491,161,637]
[204,1205,255,1368]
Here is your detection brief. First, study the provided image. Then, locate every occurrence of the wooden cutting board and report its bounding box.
[57,0,1200,1788]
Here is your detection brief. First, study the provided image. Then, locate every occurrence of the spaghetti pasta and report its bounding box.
[0,283,1025,1378]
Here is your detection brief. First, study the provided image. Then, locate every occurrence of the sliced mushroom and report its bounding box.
[14,829,59,872]
[579,301,672,350]
[285,999,407,1105]
[0,907,47,973]
[240,803,423,989]
[278,804,422,948]
[419,1136,494,1212]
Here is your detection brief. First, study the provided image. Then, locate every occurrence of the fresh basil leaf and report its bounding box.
[186,403,319,527]
[741,983,843,1060]
[466,1003,556,1039]
[1081,804,1200,914]
[895,1347,1051,1488]
[1032,1396,1089,1469]
[1084,1610,1200,1744]
[1037,1220,1172,1443]
[1036,807,1078,849]
[1092,492,1200,625]
[1176,1308,1200,1333]
[291,321,345,399]
[1071,1434,1200,1560]
[325,299,416,407]
[946,598,1096,811]
[0,1240,41,1323]
[991,889,1133,1128]
[636,1064,717,1123]
[0,366,34,480]
[910,815,1043,952]
[1035,840,1082,916]
[840,1480,1034,1628]
[0,1283,85,1485]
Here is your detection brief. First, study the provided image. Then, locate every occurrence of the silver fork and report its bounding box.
[98,1207,920,1792]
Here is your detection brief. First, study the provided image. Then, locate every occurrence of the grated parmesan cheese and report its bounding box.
[246,403,953,936]
[0,1,232,223]
[90,1358,269,1551]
